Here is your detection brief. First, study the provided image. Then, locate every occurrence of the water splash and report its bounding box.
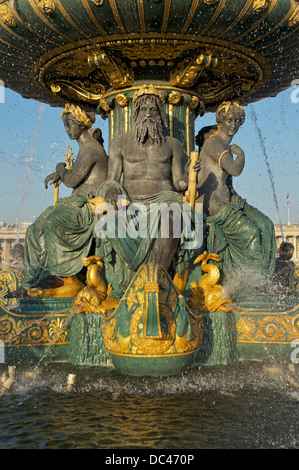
[250,106,284,240]
[17,104,45,241]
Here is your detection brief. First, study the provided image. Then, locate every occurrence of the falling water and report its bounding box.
[250,106,284,241]
[17,104,45,241]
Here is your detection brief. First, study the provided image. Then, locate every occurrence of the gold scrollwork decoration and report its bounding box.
[35,0,56,15]
[43,51,106,105]
[0,4,16,27]
[203,0,219,4]
[237,313,299,344]
[252,0,271,13]
[0,315,68,346]
[90,0,104,5]
[50,79,105,103]
[169,53,218,88]
[88,51,135,89]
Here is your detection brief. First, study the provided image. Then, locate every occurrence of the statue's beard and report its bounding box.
[135,116,165,147]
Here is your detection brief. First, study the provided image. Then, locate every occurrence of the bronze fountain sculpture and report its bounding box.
[0,0,298,376]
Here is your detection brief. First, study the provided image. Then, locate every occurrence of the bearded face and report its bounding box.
[133,95,167,147]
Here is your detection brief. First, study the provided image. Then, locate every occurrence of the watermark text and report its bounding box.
[95,199,203,250]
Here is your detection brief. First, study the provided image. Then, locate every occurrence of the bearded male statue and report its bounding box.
[96,85,199,296]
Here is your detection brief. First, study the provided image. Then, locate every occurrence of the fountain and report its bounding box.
[0,0,299,377]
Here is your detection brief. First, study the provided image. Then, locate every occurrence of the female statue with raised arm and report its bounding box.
[195,102,276,281]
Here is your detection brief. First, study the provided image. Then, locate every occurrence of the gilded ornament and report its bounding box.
[48,318,68,342]
[0,314,68,347]
[61,104,93,129]
[203,0,219,4]
[189,96,200,111]
[51,83,61,93]
[169,53,218,88]
[0,4,16,27]
[0,269,24,310]
[252,0,271,13]
[289,0,299,26]
[237,312,299,344]
[188,251,232,312]
[88,51,135,89]
[132,84,165,104]
[33,34,270,108]
[90,0,104,5]
[101,264,203,357]
[99,96,111,112]
[35,0,56,15]
[168,91,181,105]
[72,256,121,315]
[45,53,106,105]
[115,93,128,107]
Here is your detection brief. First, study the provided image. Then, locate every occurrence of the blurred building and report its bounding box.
[0,221,31,269]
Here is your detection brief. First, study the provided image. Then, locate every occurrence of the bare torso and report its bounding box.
[196,133,244,217]
[108,130,186,196]
[196,146,231,217]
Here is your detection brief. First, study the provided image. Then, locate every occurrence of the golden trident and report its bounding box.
[53,146,75,205]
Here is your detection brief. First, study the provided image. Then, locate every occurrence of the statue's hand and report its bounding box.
[105,188,120,209]
[44,171,60,189]
[230,144,244,158]
[193,159,201,172]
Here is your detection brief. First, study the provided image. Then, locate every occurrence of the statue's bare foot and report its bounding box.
[5,286,28,298]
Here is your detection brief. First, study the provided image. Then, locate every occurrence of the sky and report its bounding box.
[0,85,298,228]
